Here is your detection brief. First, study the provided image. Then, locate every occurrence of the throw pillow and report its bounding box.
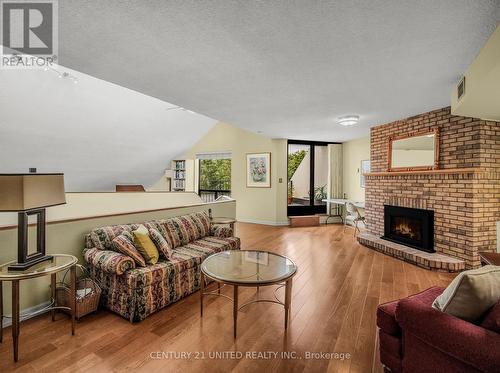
[148,228,173,259]
[480,301,500,333]
[132,225,160,265]
[432,265,500,322]
[112,231,146,267]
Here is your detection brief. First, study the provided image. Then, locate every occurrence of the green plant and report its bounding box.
[199,159,231,190]
[287,150,307,181]
[288,183,295,198]
[314,185,327,201]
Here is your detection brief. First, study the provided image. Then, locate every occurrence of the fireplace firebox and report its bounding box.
[382,205,434,253]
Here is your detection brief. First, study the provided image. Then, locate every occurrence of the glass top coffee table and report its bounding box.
[200,250,297,338]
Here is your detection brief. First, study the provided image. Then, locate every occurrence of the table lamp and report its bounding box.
[0,173,66,270]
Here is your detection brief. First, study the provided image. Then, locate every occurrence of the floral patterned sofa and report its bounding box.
[83,211,240,322]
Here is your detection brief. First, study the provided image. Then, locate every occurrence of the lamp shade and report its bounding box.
[0,173,66,211]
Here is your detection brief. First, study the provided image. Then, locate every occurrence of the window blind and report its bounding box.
[195,152,232,160]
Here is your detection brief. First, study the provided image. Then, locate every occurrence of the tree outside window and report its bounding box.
[199,159,231,191]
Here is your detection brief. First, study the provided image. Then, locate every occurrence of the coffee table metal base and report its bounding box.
[200,273,293,338]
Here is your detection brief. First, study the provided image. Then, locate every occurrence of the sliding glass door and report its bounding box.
[287,140,337,216]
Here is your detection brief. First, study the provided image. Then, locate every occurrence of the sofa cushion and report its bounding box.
[83,248,136,275]
[132,225,159,265]
[156,212,212,249]
[173,236,240,264]
[148,227,173,259]
[144,220,170,242]
[126,260,178,288]
[112,232,146,267]
[126,236,240,289]
[88,212,212,252]
[188,211,212,239]
[209,236,240,250]
[377,287,444,336]
[162,218,190,248]
[377,300,400,336]
[90,224,138,250]
[211,225,233,238]
[480,300,500,333]
[125,257,205,318]
[432,265,500,322]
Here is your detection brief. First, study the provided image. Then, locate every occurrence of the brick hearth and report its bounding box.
[358,232,465,272]
[359,107,499,269]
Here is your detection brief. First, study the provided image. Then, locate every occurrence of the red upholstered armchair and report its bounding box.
[377,287,500,373]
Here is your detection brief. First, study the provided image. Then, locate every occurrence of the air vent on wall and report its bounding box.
[457,76,465,100]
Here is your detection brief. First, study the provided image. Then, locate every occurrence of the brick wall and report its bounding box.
[365,107,499,268]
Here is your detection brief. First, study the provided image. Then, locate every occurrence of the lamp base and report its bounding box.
[10,208,51,271]
[8,255,53,271]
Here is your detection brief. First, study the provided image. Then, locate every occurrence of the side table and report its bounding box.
[210,217,236,236]
[0,254,78,362]
[479,252,500,266]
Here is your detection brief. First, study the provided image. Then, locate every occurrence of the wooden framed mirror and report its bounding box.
[388,129,439,171]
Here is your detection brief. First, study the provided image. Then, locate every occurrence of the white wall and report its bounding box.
[184,123,288,225]
[451,24,500,121]
[342,136,370,202]
[0,67,217,191]
[0,192,207,227]
[290,151,310,200]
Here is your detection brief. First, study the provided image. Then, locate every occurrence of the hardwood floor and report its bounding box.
[0,223,455,373]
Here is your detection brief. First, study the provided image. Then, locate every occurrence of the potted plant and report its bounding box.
[288,183,295,204]
[314,185,327,202]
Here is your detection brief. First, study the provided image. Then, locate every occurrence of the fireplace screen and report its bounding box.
[382,205,434,253]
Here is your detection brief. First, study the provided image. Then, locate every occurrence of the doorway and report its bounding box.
[287,140,337,216]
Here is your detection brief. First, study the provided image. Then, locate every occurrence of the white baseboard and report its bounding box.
[1,301,51,328]
[237,218,289,226]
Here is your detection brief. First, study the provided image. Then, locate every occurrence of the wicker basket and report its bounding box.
[55,264,101,319]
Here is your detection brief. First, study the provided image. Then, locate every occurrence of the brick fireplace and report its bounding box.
[358,107,499,270]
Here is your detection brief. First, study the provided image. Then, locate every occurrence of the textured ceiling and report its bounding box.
[58,0,500,141]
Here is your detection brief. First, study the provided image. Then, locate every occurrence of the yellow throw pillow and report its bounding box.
[132,225,159,265]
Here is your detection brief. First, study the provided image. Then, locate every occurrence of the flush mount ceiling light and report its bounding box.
[337,115,359,126]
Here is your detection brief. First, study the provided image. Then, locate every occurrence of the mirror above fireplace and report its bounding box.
[388,129,439,171]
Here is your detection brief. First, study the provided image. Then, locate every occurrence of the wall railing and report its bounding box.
[199,189,231,203]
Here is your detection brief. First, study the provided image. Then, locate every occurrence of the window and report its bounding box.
[196,152,231,202]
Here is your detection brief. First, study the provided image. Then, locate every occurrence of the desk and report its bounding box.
[322,199,365,209]
[0,254,77,362]
[322,199,365,224]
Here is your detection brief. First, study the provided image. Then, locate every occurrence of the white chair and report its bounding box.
[344,202,365,235]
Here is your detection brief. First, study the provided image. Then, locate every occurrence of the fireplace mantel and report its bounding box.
[365,167,482,177]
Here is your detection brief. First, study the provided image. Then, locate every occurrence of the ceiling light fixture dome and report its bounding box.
[337,115,359,126]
